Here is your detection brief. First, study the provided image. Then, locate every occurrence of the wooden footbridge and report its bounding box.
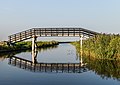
[8,28,98,44]
[9,56,88,73]
[8,28,99,51]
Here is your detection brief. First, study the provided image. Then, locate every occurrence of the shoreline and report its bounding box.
[0,41,59,53]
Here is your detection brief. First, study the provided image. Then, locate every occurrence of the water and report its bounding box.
[0,44,120,85]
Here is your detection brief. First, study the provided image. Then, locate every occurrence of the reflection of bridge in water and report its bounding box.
[9,56,88,73]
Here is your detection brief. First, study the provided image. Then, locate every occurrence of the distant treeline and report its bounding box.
[0,41,58,52]
[72,34,120,60]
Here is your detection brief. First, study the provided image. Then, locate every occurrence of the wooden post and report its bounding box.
[32,35,37,51]
[25,31,26,39]
[20,33,21,41]
[8,36,12,46]
[32,35,37,63]
[80,34,83,50]
[89,35,90,57]
[80,34,83,66]
[14,34,16,42]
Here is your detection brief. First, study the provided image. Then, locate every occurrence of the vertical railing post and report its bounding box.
[14,34,16,42]
[73,28,75,36]
[62,28,63,36]
[39,28,41,36]
[51,28,52,36]
[45,28,46,36]
[25,31,26,39]
[68,28,69,36]
[20,33,21,41]
[8,36,11,46]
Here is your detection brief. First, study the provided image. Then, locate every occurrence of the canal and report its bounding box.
[0,43,120,85]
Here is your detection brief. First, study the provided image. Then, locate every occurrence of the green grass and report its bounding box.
[0,41,58,52]
[72,34,120,60]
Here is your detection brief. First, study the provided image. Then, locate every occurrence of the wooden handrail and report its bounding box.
[8,28,99,44]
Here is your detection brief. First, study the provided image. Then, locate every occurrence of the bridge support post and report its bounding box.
[80,34,83,66]
[80,34,83,51]
[32,35,37,51]
[32,35,37,63]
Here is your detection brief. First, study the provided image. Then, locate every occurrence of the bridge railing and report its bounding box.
[33,28,96,36]
[9,29,33,43]
[8,28,98,44]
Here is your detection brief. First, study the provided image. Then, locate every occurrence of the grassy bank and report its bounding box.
[72,34,120,60]
[0,41,58,52]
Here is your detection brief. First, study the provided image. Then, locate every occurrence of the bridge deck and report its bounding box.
[8,28,98,43]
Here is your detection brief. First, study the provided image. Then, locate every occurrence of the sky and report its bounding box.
[0,0,120,41]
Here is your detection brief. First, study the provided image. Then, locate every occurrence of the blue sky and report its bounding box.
[0,0,120,40]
